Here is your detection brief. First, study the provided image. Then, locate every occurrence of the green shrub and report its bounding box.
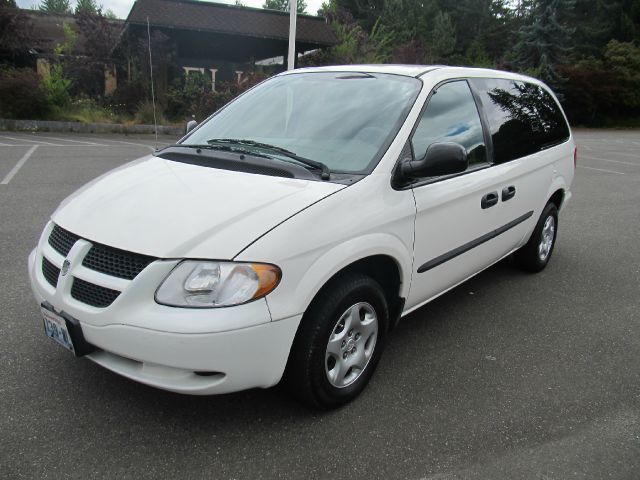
[166,72,267,122]
[42,64,72,109]
[0,67,50,119]
[134,100,166,125]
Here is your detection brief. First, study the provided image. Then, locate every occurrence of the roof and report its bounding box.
[289,65,443,77]
[288,65,539,83]
[125,0,338,47]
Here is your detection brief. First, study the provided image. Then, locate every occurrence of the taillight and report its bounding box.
[573,146,577,168]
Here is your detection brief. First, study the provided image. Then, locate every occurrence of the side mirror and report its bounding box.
[185,119,198,134]
[401,142,468,179]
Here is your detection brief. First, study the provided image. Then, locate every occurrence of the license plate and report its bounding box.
[42,306,75,353]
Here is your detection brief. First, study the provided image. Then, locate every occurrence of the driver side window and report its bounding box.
[412,80,487,169]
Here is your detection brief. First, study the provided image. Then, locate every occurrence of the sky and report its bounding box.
[16,0,326,19]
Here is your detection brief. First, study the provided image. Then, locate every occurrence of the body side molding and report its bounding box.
[417,211,534,273]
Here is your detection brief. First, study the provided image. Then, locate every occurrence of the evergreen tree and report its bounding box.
[431,11,456,62]
[512,0,575,88]
[263,0,308,14]
[38,0,72,14]
[75,0,98,15]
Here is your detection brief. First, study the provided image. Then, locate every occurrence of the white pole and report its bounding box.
[287,0,298,70]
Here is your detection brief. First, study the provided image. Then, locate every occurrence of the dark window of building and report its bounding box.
[411,80,487,169]
[471,78,570,164]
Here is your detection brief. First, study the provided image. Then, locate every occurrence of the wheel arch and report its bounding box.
[305,254,406,331]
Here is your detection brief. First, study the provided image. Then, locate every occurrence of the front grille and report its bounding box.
[42,257,60,287]
[71,278,120,308]
[82,243,156,280]
[48,224,80,257]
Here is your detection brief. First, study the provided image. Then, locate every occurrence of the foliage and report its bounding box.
[263,0,308,14]
[300,13,393,65]
[0,0,31,57]
[166,71,267,121]
[65,10,118,98]
[38,0,71,14]
[430,11,456,62]
[511,0,576,90]
[0,67,50,119]
[53,21,76,56]
[51,97,121,123]
[42,63,72,108]
[134,99,166,125]
[74,0,99,15]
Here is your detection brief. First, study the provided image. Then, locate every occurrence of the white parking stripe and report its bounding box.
[79,136,160,147]
[0,135,58,145]
[1,146,38,184]
[579,154,638,167]
[0,144,155,148]
[29,135,107,146]
[578,165,625,175]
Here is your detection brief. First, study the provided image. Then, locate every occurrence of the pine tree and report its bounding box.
[431,11,456,62]
[38,0,72,14]
[263,0,308,14]
[512,0,575,88]
[74,0,98,15]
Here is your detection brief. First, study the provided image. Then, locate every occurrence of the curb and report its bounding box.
[0,118,184,135]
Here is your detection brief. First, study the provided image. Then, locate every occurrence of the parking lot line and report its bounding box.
[0,135,58,146]
[29,135,107,146]
[578,165,626,175]
[579,154,639,167]
[1,145,38,185]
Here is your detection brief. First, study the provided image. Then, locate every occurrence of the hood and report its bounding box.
[52,155,345,259]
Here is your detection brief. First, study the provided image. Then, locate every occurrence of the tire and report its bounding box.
[515,202,558,273]
[283,272,389,410]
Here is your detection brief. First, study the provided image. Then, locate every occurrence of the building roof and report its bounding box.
[125,0,338,47]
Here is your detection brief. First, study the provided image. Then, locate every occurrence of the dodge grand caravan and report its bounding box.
[29,65,575,409]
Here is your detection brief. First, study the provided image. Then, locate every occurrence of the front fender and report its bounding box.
[235,175,416,321]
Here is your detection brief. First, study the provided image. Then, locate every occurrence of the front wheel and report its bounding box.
[515,202,559,272]
[283,273,389,410]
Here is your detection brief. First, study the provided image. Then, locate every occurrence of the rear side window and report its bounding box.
[470,78,570,164]
[412,80,487,167]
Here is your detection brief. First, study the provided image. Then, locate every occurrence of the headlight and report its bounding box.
[155,260,281,308]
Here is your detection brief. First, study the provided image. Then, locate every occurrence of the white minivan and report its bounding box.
[29,65,575,409]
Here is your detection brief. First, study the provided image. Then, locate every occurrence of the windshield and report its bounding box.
[183,72,422,174]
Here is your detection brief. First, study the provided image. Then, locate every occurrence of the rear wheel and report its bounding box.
[515,202,558,272]
[283,273,389,410]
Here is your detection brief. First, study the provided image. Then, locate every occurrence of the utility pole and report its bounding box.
[287,0,298,70]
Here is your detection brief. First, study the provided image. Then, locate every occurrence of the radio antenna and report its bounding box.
[146,16,158,144]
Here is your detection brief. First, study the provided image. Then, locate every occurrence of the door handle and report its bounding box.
[502,185,516,202]
[481,191,499,209]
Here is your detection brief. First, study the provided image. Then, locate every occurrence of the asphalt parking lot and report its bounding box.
[1,129,639,479]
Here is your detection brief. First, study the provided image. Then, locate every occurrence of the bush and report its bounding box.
[0,67,50,119]
[42,63,72,109]
[166,71,267,122]
[134,100,167,125]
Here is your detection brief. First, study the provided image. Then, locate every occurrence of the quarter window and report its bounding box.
[470,78,570,164]
[411,80,487,170]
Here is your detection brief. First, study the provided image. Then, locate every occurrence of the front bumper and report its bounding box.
[28,239,300,395]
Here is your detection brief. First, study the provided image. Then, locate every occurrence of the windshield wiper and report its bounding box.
[162,143,271,159]
[207,138,331,180]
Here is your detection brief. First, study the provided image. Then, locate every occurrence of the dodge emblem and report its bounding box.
[61,259,71,276]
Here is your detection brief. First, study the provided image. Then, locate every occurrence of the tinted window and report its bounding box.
[412,80,487,169]
[471,78,570,164]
